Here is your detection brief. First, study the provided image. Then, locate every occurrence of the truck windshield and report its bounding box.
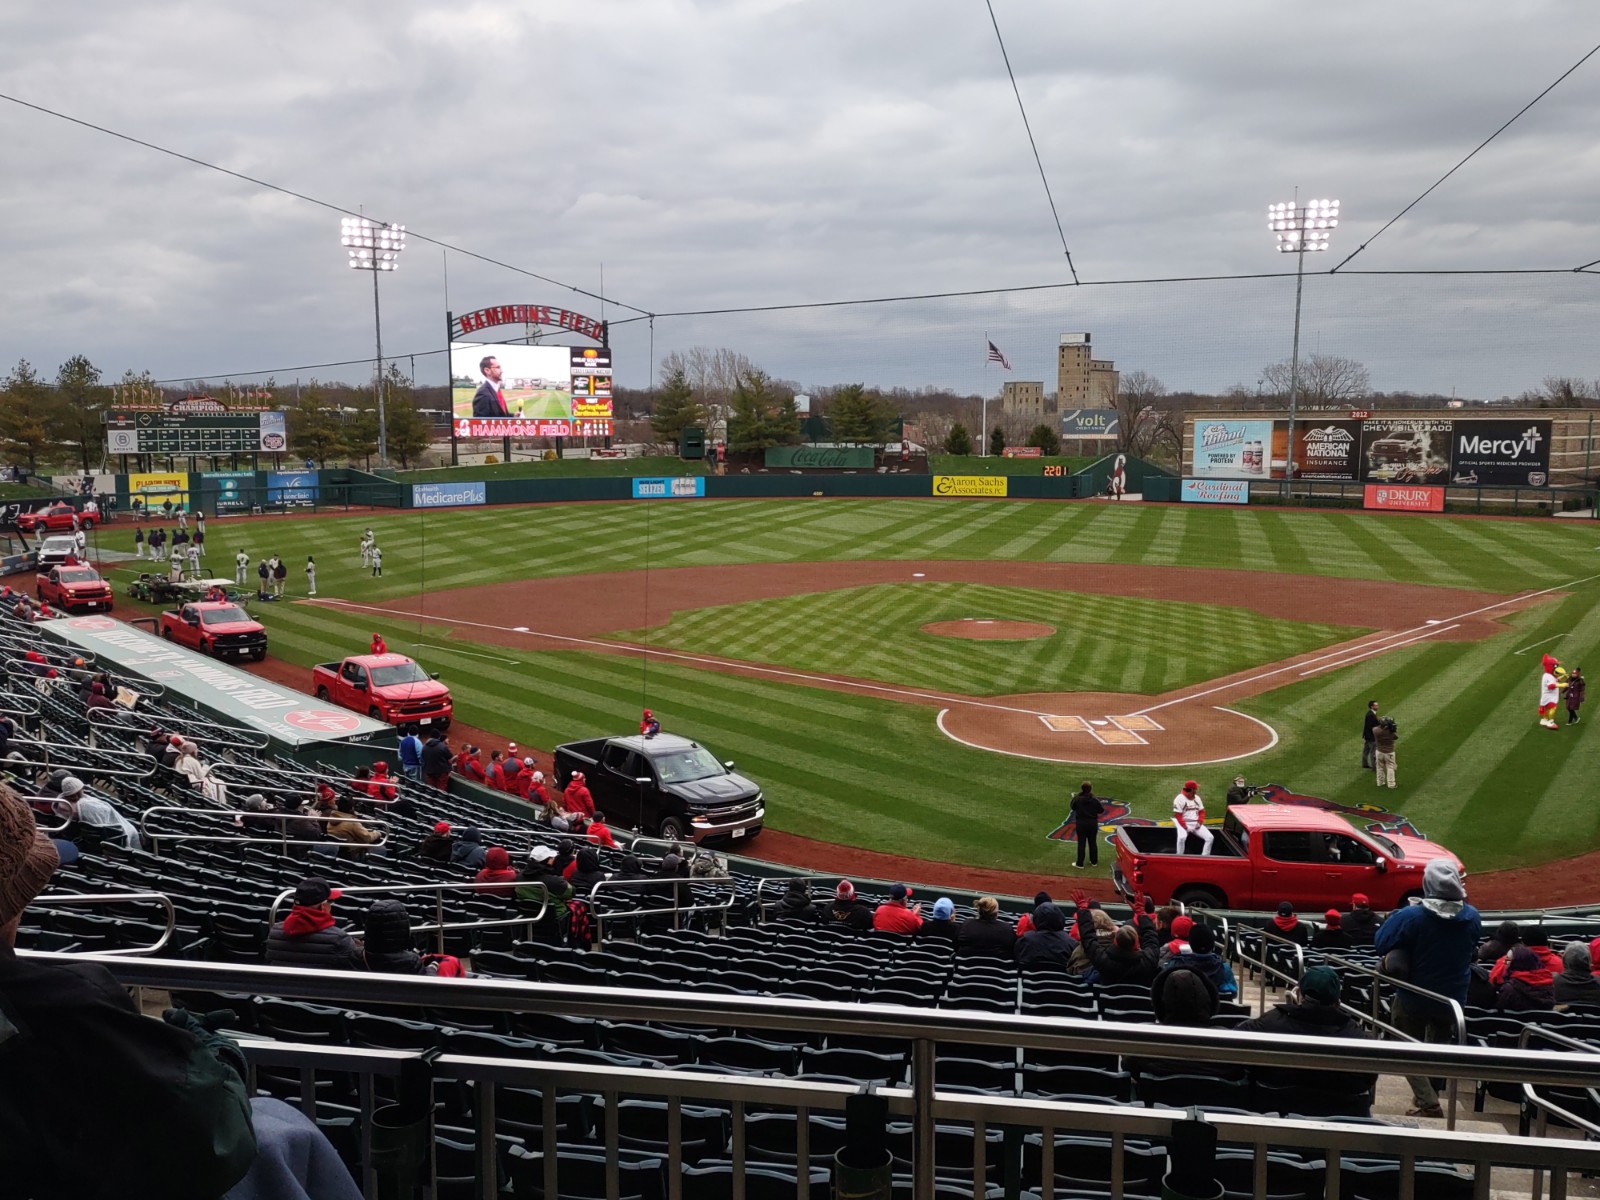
[1370,834,1402,859]
[652,746,725,784]
[370,662,431,687]
[200,606,249,625]
[58,570,97,584]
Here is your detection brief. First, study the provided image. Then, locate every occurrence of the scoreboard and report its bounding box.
[106,410,288,455]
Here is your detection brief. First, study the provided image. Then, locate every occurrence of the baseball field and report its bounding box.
[99,498,1600,885]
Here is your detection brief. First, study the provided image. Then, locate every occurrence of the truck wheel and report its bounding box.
[368,707,383,720]
[251,649,266,663]
[659,816,688,842]
[1172,886,1225,911]
[316,686,331,702]
[160,626,173,640]
[36,586,43,600]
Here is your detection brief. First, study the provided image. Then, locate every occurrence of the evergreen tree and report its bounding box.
[944,423,973,455]
[765,386,802,448]
[382,364,432,469]
[1026,423,1061,456]
[53,355,108,473]
[650,365,705,447]
[345,403,380,469]
[827,383,877,444]
[727,369,796,453]
[287,382,347,467]
[0,360,57,472]
[989,426,1006,456]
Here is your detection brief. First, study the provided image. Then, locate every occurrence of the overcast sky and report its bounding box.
[3,0,1599,400]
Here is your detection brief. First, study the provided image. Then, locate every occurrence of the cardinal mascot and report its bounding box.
[1539,653,1567,730]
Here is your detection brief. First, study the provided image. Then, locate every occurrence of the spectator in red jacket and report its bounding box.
[457,746,487,785]
[1015,890,1052,937]
[502,754,526,796]
[1489,926,1561,987]
[873,883,923,935]
[564,772,595,822]
[364,761,397,803]
[527,769,553,811]
[586,812,617,849]
[640,708,660,737]
[475,846,519,896]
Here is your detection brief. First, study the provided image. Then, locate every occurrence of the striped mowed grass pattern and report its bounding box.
[617,582,1364,698]
[95,500,1600,874]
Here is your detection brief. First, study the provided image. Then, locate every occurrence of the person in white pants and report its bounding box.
[1172,780,1213,855]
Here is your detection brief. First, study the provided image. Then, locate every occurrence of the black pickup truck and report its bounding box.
[552,733,765,844]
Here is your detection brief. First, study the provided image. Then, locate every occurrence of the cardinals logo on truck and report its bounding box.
[1539,653,1567,730]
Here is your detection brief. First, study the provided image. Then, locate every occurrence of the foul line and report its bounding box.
[306,598,1058,718]
[1514,634,1564,656]
[1134,570,1600,716]
[1296,625,1461,677]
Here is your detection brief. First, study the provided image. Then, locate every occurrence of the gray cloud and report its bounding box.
[1,0,1598,402]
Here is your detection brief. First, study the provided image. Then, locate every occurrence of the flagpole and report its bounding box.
[982,331,989,458]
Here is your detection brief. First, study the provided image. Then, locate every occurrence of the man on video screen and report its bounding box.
[472,355,509,417]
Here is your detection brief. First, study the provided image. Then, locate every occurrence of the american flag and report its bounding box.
[986,340,1012,370]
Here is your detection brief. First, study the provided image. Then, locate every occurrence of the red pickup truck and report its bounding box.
[17,503,92,533]
[36,566,113,613]
[159,601,268,661]
[1112,803,1462,912]
[312,654,452,729]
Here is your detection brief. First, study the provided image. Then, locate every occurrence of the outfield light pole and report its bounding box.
[341,216,406,466]
[1267,197,1338,480]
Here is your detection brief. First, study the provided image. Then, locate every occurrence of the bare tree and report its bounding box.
[1260,353,1370,407]
[1115,369,1166,456]
[659,346,757,435]
[1521,376,1599,408]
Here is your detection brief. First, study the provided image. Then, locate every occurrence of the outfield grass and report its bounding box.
[90,499,1600,875]
[619,582,1362,698]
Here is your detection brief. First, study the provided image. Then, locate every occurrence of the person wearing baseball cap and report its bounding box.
[1342,892,1382,945]
[416,820,455,863]
[873,883,923,935]
[827,879,873,932]
[1171,780,1212,856]
[264,876,365,970]
[1311,909,1355,951]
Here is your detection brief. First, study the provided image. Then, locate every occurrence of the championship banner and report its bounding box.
[1364,484,1445,512]
[1180,479,1250,505]
[933,475,1009,497]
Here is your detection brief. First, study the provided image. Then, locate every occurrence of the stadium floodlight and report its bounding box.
[341,217,407,464]
[1266,198,1339,480]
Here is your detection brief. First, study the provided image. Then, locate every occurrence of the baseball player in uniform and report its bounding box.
[235,549,250,586]
[1172,779,1212,855]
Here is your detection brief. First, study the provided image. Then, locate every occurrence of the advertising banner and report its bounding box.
[933,475,1009,497]
[267,471,318,504]
[764,447,874,469]
[1190,418,1279,479]
[1002,447,1042,458]
[1359,418,1453,484]
[1181,478,1251,505]
[569,346,614,420]
[1060,409,1120,439]
[632,477,706,499]
[1449,420,1551,486]
[258,411,287,453]
[202,471,256,512]
[412,482,487,508]
[452,417,611,439]
[128,471,190,507]
[1291,420,1362,480]
[1364,484,1445,512]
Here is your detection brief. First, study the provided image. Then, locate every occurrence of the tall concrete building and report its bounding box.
[1057,333,1119,409]
[1000,380,1047,424]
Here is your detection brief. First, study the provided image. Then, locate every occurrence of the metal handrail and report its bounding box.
[138,806,391,854]
[25,890,176,955]
[0,747,158,780]
[199,769,407,808]
[1519,1024,1600,1200]
[1228,923,1305,1010]
[264,881,550,956]
[586,874,737,947]
[87,705,269,751]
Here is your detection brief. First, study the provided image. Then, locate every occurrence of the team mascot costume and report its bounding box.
[1539,654,1567,729]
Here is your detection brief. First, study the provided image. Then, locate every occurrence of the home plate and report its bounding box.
[513,626,530,632]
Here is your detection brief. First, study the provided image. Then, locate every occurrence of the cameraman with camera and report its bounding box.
[1373,715,1399,789]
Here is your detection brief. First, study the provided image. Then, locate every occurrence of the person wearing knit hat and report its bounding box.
[1374,858,1481,1117]
[920,896,959,944]
[475,846,520,896]
[0,784,279,1199]
[773,877,822,924]
[827,879,873,932]
[1311,908,1355,950]
[1015,890,1053,937]
[1263,900,1310,947]
[1156,921,1238,998]
[1237,964,1375,1096]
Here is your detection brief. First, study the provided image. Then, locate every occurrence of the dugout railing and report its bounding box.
[52,953,1600,1200]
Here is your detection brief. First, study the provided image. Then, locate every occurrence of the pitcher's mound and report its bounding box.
[922,619,1055,641]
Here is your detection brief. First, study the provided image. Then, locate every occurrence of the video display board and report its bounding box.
[450,342,613,439]
[106,410,286,455]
